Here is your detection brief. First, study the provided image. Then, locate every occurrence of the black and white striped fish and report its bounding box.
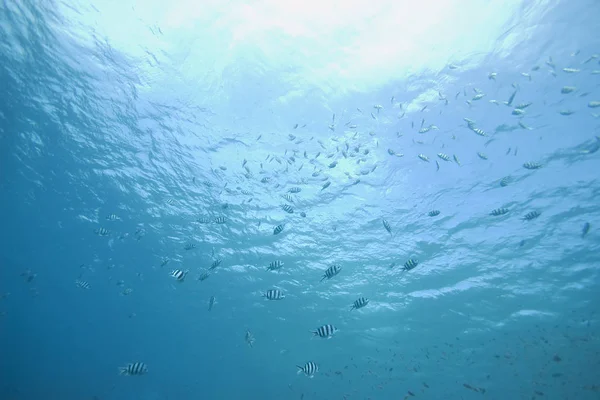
[281,194,294,203]
[490,208,509,216]
[523,211,541,221]
[382,219,392,235]
[119,362,148,376]
[75,279,90,290]
[281,204,294,213]
[95,227,109,236]
[170,269,188,282]
[523,162,542,170]
[428,210,440,217]
[500,176,510,187]
[106,214,120,221]
[296,361,318,377]
[320,265,341,282]
[263,289,285,300]
[267,260,284,271]
[273,224,284,235]
[214,216,226,224]
[197,217,211,223]
[403,259,418,271]
[288,187,301,193]
[312,324,338,338]
[437,153,450,161]
[350,297,369,310]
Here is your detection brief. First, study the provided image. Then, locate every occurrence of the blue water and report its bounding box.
[1,0,600,399]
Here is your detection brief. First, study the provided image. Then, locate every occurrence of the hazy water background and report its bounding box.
[1,0,599,399]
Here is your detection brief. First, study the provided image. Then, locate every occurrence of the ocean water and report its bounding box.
[1,0,599,399]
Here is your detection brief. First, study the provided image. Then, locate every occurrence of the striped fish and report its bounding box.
[312,324,338,339]
[273,224,284,235]
[119,362,148,376]
[320,265,341,282]
[267,260,284,271]
[523,211,541,221]
[523,162,542,170]
[281,204,294,213]
[183,243,196,250]
[75,279,90,290]
[263,289,285,300]
[500,176,510,187]
[351,297,369,310]
[106,214,119,221]
[170,269,188,282]
[288,187,301,193]
[281,194,294,203]
[403,259,419,271]
[95,227,109,236]
[382,219,392,235]
[214,216,226,224]
[490,208,509,216]
[437,153,450,162]
[296,361,318,377]
[428,210,440,217]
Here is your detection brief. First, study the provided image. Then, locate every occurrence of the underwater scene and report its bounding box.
[1,0,599,399]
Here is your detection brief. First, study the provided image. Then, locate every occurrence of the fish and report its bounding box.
[523,162,542,170]
[214,216,226,224]
[288,187,302,193]
[428,210,440,217]
[208,295,216,311]
[273,224,284,235]
[523,211,541,221]
[418,154,429,162]
[267,260,284,271]
[75,279,90,289]
[490,208,509,216]
[477,152,488,160]
[351,297,369,310]
[119,362,148,376]
[170,269,188,282]
[437,153,450,161]
[312,324,338,338]
[281,204,294,214]
[263,289,285,300]
[500,176,510,187]
[321,265,341,282]
[582,222,590,238]
[382,219,392,235]
[106,214,120,221]
[297,361,318,377]
[403,259,419,271]
[321,181,331,191]
[94,227,109,236]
